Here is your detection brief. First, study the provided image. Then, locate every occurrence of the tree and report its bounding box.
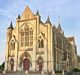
[0,62,5,71]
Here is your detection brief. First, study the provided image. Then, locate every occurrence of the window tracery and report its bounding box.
[20,24,33,47]
[38,39,44,48]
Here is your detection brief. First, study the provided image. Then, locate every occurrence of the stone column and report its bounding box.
[32,39,36,71]
[51,26,54,72]
[44,39,47,72]
[5,42,9,71]
[14,41,18,71]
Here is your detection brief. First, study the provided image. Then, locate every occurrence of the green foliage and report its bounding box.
[0,62,5,71]
[72,68,80,72]
[55,71,62,73]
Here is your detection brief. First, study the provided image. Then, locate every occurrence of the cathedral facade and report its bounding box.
[5,6,78,72]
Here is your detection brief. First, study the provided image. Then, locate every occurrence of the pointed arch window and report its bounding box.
[41,39,44,48]
[38,39,44,48]
[30,28,33,46]
[38,40,40,48]
[10,41,15,50]
[20,24,33,47]
[21,31,25,46]
[25,25,29,46]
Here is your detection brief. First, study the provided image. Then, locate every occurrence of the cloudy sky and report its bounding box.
[0,0,80,64]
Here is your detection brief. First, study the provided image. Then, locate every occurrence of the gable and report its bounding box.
[9,35,16,44]
[21,6,35,20]
[38,32,45,40]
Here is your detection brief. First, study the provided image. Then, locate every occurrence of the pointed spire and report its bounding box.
[36,10,39,15]
[58,16,62,30]
[17,14,20,19]
[45,16,51,24]
[58,23,62,30]
[7,22,13,30]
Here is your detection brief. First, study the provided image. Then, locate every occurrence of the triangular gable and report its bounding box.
[21,6,35,20]
[38,32,45,39]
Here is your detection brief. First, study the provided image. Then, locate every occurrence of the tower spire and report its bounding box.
[7,21,13,30]
[17,14,20,19]
[36,10,40,15]
[58,16,62,30]
[45,15,51,24]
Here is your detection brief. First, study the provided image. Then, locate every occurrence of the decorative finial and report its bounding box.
[58,16,62,30]
[45,15,51,24]
[58,16,60,24]
[7,21,13,30]
[36,10,39,15]
[17,14,20,19]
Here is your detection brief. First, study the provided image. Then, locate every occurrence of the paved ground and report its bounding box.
[1,71,80,75]
[0,71,49,75]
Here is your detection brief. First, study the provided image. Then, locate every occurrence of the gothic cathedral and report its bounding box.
[5,6,78,72]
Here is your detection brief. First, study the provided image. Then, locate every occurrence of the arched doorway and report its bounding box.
[23,57,30,71]
[20,51,31,71]
[10,58,14,71]
[37,56,44,71]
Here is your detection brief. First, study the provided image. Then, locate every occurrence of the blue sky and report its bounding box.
[0,0,80,64]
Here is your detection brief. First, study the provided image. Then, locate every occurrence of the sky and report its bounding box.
[0,0,80,64]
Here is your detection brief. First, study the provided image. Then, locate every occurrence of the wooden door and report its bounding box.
[39,61,43,71]
[23,58,30,71]
[10,58,14,71]
[37,56,43,71]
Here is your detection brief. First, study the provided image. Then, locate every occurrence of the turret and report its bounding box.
[7,22,13,30]
[17,14,21,19]
[35,10,41,35]
[36,10,41,22]
[7,22,14,42]
[57,16,62,30]
[45,16,52,25]
[58,23,62,30]
[36,10,39,15]
[16,14,21,22]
